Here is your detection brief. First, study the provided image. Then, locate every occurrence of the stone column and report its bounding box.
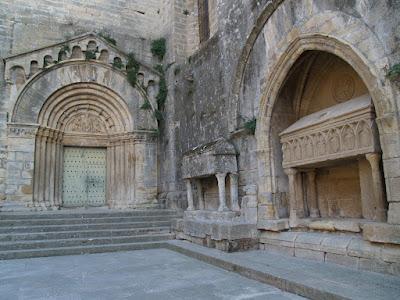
[229,173,240,211]
[195,179,204,210]
[366,153,387,221]
[185,179,194,211]
[216,173,228,212]
[306,169,320,218]
[284,168,298,226]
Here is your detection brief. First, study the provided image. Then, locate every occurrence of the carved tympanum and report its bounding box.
[65,114,107,134]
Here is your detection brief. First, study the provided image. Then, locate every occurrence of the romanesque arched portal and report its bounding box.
[5,35,160,210]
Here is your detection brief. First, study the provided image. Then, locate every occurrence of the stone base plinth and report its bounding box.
[175,210,258,252]
[184,210,239,221]
[363,222,400,245]
[0,200,31,212]
[259,230,400,276]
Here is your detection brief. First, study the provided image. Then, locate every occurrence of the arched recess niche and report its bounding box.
[8,61,158,210]
[255,36,389,227]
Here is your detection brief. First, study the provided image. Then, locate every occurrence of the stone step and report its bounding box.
[0,215,177,227]
[0,226,171,242]
[0,210,179,220]
[0,241,169,260]
[0,220,172,234]
[0,233,174,251]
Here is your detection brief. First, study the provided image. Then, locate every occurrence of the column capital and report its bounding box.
[284,168,298,176]
[365,152,381,165]
[216,172,227,179]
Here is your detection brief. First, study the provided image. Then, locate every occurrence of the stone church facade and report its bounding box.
[1,0,400,275]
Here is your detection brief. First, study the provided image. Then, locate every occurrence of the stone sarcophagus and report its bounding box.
[182,138,237,179]
[182,138,239,212]
[279,94,386,225]
[280,94,380,168]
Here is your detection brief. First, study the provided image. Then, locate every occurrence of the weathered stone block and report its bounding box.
[347,238,381,259]
[381,245,400,264]
[325,253,359,268]
[257,219,289,232]
[388,203,400,225]
[295,232,325,251]
[363,222,400,244]
[259,231,298,247]
[263,243,295,256]
[321,235,353,255]
[294,248,325,262]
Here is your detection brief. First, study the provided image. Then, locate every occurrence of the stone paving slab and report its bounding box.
[0,249,304,300]
[166,240,400,300]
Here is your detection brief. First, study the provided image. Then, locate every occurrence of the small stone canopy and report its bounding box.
[280,94,380,168]
[182,139,237,179]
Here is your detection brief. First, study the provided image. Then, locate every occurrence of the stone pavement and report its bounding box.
[167,240,400,300]
[0,249,305,300]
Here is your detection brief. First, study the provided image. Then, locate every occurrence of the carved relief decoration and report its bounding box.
[65,113,107,134]
[281,117,379,168]
[331,73,355,103]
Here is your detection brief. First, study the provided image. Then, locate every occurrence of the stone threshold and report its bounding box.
[164,240,400,300]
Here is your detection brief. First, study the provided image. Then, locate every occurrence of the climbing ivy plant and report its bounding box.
[151,38,166,61]
[386,63,400,81]
[99,32,117,46]
[154,64,168,109]
[243,117,257,135]
[85,49,97,60]
[126,53,140,87]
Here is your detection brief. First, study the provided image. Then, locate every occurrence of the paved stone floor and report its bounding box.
[0,249,305,300]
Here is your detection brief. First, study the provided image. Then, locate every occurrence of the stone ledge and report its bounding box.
[362,222,400,245]
[257,218,289,231]
[260,230,400,276]
[166,240,400,300]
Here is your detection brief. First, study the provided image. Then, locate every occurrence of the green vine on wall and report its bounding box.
[154,64,168,110]
[58,44,70,61]
[99,32,117,46]
[386,63,400,81]
[126,53,140,87]
[243,117,257,135]
[85,49,97,60]
[151,38,166,61]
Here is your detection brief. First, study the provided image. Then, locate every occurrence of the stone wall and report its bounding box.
[168,0,400,220]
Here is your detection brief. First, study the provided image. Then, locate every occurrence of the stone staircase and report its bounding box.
[0,209,179,260]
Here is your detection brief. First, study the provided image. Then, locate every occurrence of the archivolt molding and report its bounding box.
[9,60,157,131]
[37,82,132,133]
[256,34,391,154]
[232,2,397,135]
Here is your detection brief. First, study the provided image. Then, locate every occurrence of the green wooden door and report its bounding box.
[62,147,106,207]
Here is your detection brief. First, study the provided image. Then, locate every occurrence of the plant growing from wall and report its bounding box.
[99,32,117,46]
[243,117,257,135]
[85,49,97,60]
[154,64,168,109]
[386,63,400,81]
[174,65,181,76]
[140,99,152,110]
[58,44,70,61]
[112,60,124,69]
[151,38,166,61]
[154,109,164,121]
[126,53,140,87]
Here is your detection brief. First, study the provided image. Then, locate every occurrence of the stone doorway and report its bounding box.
[62,147,106,208]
